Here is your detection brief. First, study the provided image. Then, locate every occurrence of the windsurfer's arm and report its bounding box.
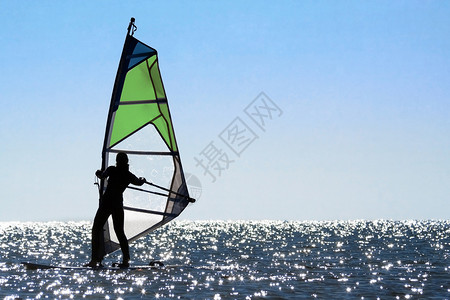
[96,167,112,179]
[131,174,146,186]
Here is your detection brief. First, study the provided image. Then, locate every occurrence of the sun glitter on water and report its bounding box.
[1,220,450,299]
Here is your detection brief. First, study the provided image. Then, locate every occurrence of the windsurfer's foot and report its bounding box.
[118,260,129,268]
[84,260,103,268]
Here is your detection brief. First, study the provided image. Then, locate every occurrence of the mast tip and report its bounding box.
[127,18,137,36]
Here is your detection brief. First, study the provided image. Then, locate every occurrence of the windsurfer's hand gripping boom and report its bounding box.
[137,177,146,185]
[95,170,104,178]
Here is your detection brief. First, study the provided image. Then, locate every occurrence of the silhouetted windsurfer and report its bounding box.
[86,152,146,268]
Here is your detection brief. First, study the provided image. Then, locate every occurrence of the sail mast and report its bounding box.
[96,18,138,258]
[100,18,136,191]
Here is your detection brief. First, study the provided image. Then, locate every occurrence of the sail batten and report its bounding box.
[106,149,179,156]
[98,18,192,256]
[123,206,178,217]
[119,99,167,105]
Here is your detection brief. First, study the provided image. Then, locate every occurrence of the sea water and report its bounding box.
[0,220,449,299]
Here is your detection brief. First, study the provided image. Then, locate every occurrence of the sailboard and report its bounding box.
[97,18,194,258]
[21,261,174,271]
[21,261,170,271]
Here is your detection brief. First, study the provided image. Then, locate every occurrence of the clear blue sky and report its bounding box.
[0,1,449,221]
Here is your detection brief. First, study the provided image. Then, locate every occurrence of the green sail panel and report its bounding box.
[150,61,166,99]
[120,58,158,102]
[108,57,175,149]
[109,103,177,152]
[108,50,174,149]
[157,103,177,151]
[109,103,160,147]
[152,108,177,152]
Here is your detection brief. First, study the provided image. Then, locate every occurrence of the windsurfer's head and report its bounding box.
[116,152,129,167]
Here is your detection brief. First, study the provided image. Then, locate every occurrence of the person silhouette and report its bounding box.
[85,152,146,268]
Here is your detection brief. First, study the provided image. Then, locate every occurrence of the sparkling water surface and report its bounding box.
[1,220,449,299]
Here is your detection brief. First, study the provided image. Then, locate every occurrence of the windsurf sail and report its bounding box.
[98,18,193,256]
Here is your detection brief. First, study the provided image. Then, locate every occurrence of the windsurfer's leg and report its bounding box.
[91,205,110,263]
[112,207,130,264]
